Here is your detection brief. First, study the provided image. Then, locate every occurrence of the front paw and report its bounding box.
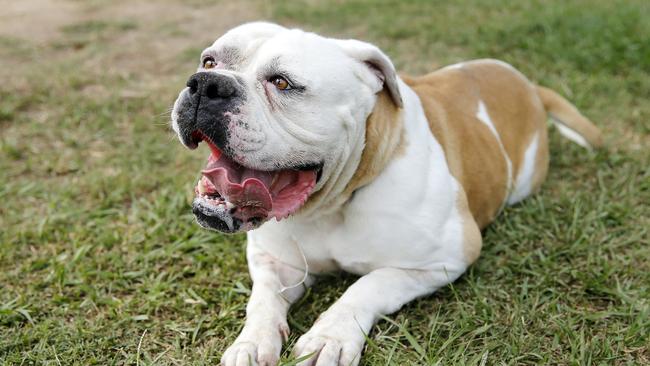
[221,323,289,366]
[293,313,365,366]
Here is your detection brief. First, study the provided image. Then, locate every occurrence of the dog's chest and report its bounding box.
[282,204,460,275]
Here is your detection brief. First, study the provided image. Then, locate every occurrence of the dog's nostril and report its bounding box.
[205,83,220,99]
[187,78,198,95]
[205,80,235,99]
[187,72,237,99]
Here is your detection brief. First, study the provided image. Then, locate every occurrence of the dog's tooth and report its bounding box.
[197,182,206,195]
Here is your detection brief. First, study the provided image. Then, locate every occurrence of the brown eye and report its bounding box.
[203,56,216,69]
[270,76,291,90]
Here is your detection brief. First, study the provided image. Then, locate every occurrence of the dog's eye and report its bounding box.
[269,76,291,91]
[203,56,216,69]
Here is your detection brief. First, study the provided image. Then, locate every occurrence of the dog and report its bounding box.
[170,22,602,366]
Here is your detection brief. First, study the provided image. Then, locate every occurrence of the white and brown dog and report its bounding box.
[170,22,602,366]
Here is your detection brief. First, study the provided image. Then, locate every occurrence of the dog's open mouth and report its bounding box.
[191,131,320,232]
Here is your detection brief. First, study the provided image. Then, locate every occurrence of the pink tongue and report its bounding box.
[200,149,317,221]
[202,167,273,219]
[272,171,316,219]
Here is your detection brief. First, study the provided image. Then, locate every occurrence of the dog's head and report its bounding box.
[171,22,402,233]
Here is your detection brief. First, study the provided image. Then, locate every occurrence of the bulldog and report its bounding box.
[170,22,602,366]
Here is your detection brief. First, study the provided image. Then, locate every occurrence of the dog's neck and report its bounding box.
[297,87,406,219]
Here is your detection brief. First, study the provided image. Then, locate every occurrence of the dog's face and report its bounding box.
[171,22,402,233]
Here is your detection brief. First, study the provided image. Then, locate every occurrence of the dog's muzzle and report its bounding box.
[176,71,244,152]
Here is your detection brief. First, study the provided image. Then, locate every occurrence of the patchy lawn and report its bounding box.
[1,0,648,364]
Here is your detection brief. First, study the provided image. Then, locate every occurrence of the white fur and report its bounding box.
[476,100,513,203]
[241,81,469,366]
[508,132,540,204]
[555,121,591,148]
[174,23,473,366]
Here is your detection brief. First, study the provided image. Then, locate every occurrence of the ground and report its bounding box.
[0,0,648,365]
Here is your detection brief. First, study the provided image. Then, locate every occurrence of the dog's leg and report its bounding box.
[222,243,314,366]
[293,262,467,366]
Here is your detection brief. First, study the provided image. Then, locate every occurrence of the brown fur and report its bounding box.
[340,88,407,202]
[404,61,542,264]
[403,59,601,263]
[403,60,550,228]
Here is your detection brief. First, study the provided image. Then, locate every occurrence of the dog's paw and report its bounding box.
[293,335,362,366]
[221,323,289,366]
[292,313,364,366]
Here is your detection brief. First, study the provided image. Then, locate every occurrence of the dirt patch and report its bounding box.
[0,0,263,87]
[0,0,82,43]
[87,0,263,77]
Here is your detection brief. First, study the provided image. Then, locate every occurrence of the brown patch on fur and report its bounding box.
[405,68,506,228]
[463,63,546,182]
[456,185,482,264]
[340,88,407,202]
[405,60,549,228]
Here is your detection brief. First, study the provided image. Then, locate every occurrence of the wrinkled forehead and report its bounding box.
[201,23,351,75]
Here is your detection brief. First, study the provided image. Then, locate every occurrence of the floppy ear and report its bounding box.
[334,39,403,108]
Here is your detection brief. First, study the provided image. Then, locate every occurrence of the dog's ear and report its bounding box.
[334,39,403,108]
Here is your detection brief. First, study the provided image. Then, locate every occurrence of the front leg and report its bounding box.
[293,262,467,366]
[222,243,314,366]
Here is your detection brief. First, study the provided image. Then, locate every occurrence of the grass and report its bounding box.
[0,0,648,364]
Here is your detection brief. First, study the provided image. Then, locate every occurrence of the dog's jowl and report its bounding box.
[170,22,602,366]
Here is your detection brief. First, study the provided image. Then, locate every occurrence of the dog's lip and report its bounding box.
[186,130,206,150]
[188,131,202,149]
[192,197,247,233]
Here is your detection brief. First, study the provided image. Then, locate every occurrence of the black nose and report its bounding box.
[186,72,237,99]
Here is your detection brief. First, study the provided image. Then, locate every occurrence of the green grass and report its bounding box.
[1,0,648,364]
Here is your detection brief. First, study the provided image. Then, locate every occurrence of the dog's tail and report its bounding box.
[536,85,603,149]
